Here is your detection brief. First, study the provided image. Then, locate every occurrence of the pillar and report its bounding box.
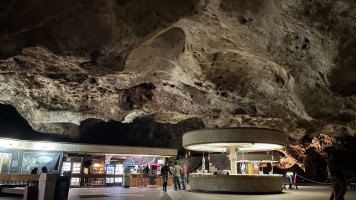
[105,155,114,165]
[38,173,57,200]
[229,147,237,175]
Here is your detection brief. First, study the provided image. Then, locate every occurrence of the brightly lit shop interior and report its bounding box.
[183,128,288,193]
[0,137,177,187]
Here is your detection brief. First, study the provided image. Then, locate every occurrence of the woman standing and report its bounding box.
[161,163,172,192]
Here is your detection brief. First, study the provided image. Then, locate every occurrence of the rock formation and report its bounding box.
[1,0,356,176]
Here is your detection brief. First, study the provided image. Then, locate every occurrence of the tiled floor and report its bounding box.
[1,185,355,200]
[67,185,356,200]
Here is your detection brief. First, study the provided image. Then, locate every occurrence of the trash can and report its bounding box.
[54,175,71,200]
[123,167,131,188]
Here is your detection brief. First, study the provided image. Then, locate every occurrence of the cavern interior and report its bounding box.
[0,0,355,199]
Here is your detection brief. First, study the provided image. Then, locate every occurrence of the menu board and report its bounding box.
[106,164,115,175]
[62,162,71,171]
[72,162,81,174]
[115,164,124,175]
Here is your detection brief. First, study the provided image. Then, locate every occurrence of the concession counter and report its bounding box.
[183,127,287,193]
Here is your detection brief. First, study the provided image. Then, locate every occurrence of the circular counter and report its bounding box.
[189,173,284,193]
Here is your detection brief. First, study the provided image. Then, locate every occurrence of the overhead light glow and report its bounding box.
[93,163,101,168]
[0,137,177,157]
[33,142,56,151]
[185,142,284,152]
[0,139,19,149]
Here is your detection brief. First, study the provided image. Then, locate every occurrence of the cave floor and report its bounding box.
[1,184,355,200]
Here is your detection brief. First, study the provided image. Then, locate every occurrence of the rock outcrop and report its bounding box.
[0,0,355,145]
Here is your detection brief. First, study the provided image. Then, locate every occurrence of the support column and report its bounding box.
[105,155,114,165]
[38,173,57,200]
[229,147,237,175]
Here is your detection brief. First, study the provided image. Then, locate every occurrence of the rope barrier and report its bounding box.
[297,175,332,185]
[296,175,356,185]
[346,177,356,182]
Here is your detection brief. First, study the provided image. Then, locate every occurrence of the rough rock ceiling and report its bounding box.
[0,0,356,142]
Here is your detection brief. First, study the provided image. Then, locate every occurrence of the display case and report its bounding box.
[106,164,115,184]
[71,178,80,186]
[150,165,158,185]
[61,157,83,187]
[115,164,124,184]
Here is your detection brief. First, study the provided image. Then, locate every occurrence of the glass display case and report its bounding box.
[71,178,80,186]
[115,164,124,183]
[61,157,83,186]
[106,164,115,184]
[71,162,82,186]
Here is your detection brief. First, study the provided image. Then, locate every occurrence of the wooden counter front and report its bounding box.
[130,174,149,187]
[0,174,40,181]
[156,177,173,186]
[128,175,173,187]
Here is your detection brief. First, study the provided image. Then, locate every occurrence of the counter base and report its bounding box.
[189,174,284,193]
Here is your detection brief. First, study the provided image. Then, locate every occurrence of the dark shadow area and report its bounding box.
[328,35,356,97]
[0,104,73,142]
[0,103,205,154]
[79,117,205,154]
[0,193,22,199]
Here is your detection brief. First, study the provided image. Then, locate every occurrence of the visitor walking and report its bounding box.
[181,162,187,190]
[172,161,182,190]
[161,162,172,192]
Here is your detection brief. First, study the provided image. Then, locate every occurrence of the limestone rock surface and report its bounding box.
[0,0,356,142]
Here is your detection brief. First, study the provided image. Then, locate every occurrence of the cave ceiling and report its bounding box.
[0,0,356,143]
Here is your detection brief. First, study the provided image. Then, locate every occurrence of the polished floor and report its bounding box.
[1,184,355,200]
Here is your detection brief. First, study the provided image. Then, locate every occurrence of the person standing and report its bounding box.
[41,167,48,173]
[30,167,38,174]
[143,164,150,174]
[142,164,150,186]
[172,161,182,190]
[161,163,172,192]
[181,162,187,190]
[29,167,38,186]
[326,142,347,200]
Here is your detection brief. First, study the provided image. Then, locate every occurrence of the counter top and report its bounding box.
[190,173,283,178]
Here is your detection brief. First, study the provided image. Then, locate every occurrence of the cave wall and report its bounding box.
[0,0,356,172]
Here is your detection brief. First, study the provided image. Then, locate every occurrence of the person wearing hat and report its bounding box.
[181,162,187,190]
